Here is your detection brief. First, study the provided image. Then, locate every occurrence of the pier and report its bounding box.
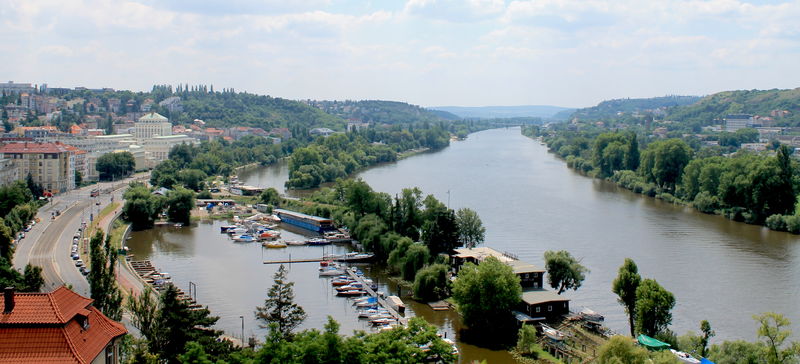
[342,267,407,326]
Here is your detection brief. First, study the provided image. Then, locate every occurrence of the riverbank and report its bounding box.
[522,130,800,235]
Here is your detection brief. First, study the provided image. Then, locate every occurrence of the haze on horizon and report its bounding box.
[2,0,799,109]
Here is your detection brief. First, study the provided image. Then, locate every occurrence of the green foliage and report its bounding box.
[178,342,214,364]
[88,230,122,320]
[677,331,704,356]
[640,139,692,191]
[635,279,676,337]
[544,250,589,294]
[421,196,458,256]
[612,258,642,337]
[0,181,34,218]
[96,151,135,181]
[255,265,307,340]
[0,258,43,292]
[259,187,281,206]
[700,320,716,358]
[754,312,800,364]
[165,187,195,225]
[413,264,450,301]
[176,169,207,191]
[571,95,701,122]
[596,335,650,364]
[196,190,212,199]
[314,100,454,125]
[401,243,430,282]
[255,316,455,364]
[707,340,766,364]
[455,208,485,248]
[452,257,521,339]
[123,186,163,230]
[516,325,540,357]
[666,89,800,126]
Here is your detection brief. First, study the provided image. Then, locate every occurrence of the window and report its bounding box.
[523,273,529,279]
[105,344,116,364]
[536,307,540,313]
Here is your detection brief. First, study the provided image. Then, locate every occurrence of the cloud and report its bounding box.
[404,0,506,22]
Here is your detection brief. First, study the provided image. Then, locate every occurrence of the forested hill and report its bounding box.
[666,88,800,126]
[154,86,345,130]
[570,95,701,121]
[306,100,460,124]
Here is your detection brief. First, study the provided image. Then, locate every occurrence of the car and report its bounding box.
[23,226,31,232]
[90,189,99,197]
[71,254,79,260]
[73,234,80,239]
[96,201,101,206]
[75,259,84,267]
[81,268,90,276]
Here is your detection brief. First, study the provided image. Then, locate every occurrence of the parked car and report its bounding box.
[75,259,84,267]
[71,254,79,260]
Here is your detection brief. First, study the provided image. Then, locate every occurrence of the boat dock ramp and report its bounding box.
[342,267,408,326]
[129,260,202,309]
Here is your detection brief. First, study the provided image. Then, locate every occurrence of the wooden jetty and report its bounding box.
[342,267,407,326]
[129,260,201,309]
[263,258,324,264]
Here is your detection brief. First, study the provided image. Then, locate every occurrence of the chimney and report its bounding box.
[3,287,14,313]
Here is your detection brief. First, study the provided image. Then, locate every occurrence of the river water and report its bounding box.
[130,127,800,362]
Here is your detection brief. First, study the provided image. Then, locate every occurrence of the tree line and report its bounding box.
[0,181,45,292]
[525,126,799,230]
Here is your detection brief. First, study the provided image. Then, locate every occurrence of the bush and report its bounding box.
[412,264,449,302]
[693,192,719,214]
[784,215,800,234]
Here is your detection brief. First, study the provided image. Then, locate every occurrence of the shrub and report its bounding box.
[765,214,787,231]
[693,192,719,214]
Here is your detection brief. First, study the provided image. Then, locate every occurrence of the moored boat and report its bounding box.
[263,241,287,248]
[542,324,565,341]
[580,308,604,323]
[670,349,701,364]
[286,240,306,246]
[319,267,344,276]
[336,289,366,296]
[220,225,238,233]
[306,238,332,246]
[233,234,255,243]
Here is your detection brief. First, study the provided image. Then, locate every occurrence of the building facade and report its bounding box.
[0,142,74,193]
[143,134,198,167]
[134,112,172,140]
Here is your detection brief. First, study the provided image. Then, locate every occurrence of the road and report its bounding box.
[13,173,148,294]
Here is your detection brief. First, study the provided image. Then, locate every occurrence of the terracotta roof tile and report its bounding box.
[0,142,70,155]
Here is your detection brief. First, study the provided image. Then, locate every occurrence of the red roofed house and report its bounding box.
[0,286,127,363]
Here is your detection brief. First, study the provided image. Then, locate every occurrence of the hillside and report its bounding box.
[307,100,459,124]
[430,105,573,120]
[666,88,800,125]
[570,95,701,121]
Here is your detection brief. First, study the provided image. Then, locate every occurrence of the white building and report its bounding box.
[725,114,754,132]
[135,112,172,140]
[143,134,198,167]
[0,158,19,187]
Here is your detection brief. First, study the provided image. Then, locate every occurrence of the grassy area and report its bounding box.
[86,201,120,236]
[108,219,128,249]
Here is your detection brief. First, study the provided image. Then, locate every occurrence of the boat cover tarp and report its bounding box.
[637,334,671,349]
[700,359,715,364]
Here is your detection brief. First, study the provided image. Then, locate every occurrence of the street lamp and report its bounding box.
[239,316,244,346]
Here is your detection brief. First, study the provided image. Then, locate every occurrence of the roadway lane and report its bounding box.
[29,199,91,296]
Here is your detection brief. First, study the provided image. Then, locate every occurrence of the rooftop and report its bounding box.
[0,286,127,364]
[137,112,168,122]
[520,289,569,305]
[0,142,70,154]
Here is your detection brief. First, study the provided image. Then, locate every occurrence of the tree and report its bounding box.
[165,187,195,225]
[22,264,44,292]
[596,335,649,364]
[0,219,14,261]
[176,169,206,191]
[413,263,450,302]
[707,340,765,364]
[544,250,589,294]
[641,139,692,191]
[123,186,163,230]
[773,145,796,215]
[25,173,43,197]
[96,151,135,181]
[401,243,430,282]
[635,278,675,337]
[259,187,281,206]
[87,230,122,320]
[612,258,642,336]
[516,324,540,356]
[626,133,640,171]
[421,200,458,256]
[74,170,82,187]
[754,312,800,364]
[455,208,485,248]
[452,257,521,339]
[700,320,715,358]
[256,264,307,340]
[127,287,162,354]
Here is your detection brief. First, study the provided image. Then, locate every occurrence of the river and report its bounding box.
[130,127,800,362]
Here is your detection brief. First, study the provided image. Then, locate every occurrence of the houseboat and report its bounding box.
[274,209,335,233]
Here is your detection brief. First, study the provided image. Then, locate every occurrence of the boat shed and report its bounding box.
[519,289,570,322]
[451,247,546,289]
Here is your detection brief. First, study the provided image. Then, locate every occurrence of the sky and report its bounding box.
[2,0,799,108]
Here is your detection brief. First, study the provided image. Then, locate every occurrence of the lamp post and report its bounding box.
[239,316,244,346]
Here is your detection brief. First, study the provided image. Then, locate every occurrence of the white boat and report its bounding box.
[233,234,256,243]
[670,349,701,364]
[286,240,306,246]
[228,227,247,235]
[541,325,565,341]
[319,268,344,276]
[580,308,604,323]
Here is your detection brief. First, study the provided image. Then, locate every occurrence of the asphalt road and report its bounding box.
[13,173,148,294]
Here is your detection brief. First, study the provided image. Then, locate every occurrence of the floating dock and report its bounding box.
[342,267,407,326]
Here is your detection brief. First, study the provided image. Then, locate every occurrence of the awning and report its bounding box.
[637,334,670,350]
[700,359,716,364]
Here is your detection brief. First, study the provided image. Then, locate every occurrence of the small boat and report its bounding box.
[286,240,306,246]
[228,227,247,235]
[370,318,397,326]
[336,290,366,296]
[319,268,344,276]
[386,296,405,314]
[323,231,351,242]
[670,350,701,364]
[355,298,378,307]
[174,223,183,228]
[220,225,237,233]
[542,325,565,341]
[233,234,256,243]
[259,230,281,240]
[306,238,331,246]
[263,241,287,248]
[358,309,384,318]
[336,283,364,292]
[331,279,354,287]
[580,308,604,323]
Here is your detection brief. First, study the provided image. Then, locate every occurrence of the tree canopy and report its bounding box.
[452,256,521,340]
[635,278,676,337]
[96,151,135,181]
[612,258,642,337]
[544,250,589,294]
[256,264,307,340]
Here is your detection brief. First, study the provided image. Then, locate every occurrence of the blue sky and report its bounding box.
[2,0,799,107]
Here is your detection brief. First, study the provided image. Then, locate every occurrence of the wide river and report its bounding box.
[130,127,800,362]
